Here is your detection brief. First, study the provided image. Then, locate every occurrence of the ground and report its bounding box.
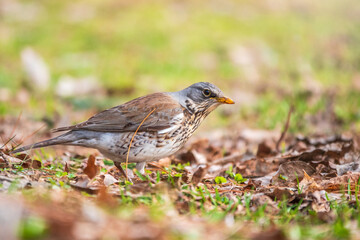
[1,0,360,239]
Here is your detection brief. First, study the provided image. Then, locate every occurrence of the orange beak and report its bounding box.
[215,97,235,104]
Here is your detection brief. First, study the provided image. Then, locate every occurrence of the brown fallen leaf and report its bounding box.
[181,168,192,183]
[64,162,70,173]
[251,194,279,215]
[321,172,360,191]
[310,191,330,213]
[272,161,316,185]
[192,166,208,185]
[251,226,287,240]
[71,175,90,189]
[285,139,353,165]
[6,152,41,169]
[268,187,295,201]
[299,171,321,192]
[256,140,275,158]
[21,158,42,169]
[97,185,117,207]
[69,175,100,194]
[83,155,100,179]
[11,153,31,161]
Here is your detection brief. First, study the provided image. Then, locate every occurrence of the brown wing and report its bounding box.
[53,93,184,133]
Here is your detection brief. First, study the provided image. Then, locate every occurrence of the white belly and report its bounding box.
[95,131,184,163]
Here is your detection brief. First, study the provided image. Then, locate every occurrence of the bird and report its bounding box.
[11,82,234,177]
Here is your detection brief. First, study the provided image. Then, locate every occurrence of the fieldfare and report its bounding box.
[12,82,234,175]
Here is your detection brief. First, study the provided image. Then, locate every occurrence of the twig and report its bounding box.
[276,104,294,152]
[147,162,167,172]
[1,135,16,150]
[0,112,23,149]
[125,108,156,181]
[15,124,46,150]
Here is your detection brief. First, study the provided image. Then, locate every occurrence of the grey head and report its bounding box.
[169,82,234,114]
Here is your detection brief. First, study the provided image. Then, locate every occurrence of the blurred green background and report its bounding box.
[0,0,359,134]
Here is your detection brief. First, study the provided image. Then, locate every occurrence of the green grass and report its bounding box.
[4,159,360,239]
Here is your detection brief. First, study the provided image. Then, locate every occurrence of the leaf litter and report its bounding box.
[1,121,360,239]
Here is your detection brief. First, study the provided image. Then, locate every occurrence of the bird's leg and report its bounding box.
[135,162,146,174]
[135,162,156,184]
[113,161,133,183]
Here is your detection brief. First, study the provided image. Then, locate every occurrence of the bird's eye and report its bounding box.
[203,89,211,97]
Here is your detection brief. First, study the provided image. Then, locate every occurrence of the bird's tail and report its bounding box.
[11,131,76,154]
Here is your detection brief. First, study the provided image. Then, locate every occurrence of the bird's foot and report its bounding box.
[135,162,146,174]
[113,162,134,183]
[113,162,156,184]
[133,162,157,184]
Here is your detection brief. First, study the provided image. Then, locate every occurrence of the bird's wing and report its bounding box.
[53,93,184,133]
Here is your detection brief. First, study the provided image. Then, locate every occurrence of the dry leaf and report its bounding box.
[83,155,100,179]
[103,174,118,186]
[251,227,287,240]
[22,158,42,169]
[251,194,279,214]
[191,166,208,185]
[272,161,316,184]
[299,171,321,192]
[71,175,90,189]
[310,191,330,213]
[97,186,117,207]
[256,140,275,157]
[64,162,70,173]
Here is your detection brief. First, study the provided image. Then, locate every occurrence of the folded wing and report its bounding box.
[53,93,184,133]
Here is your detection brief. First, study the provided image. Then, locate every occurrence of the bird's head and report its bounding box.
[174,82,234,115]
